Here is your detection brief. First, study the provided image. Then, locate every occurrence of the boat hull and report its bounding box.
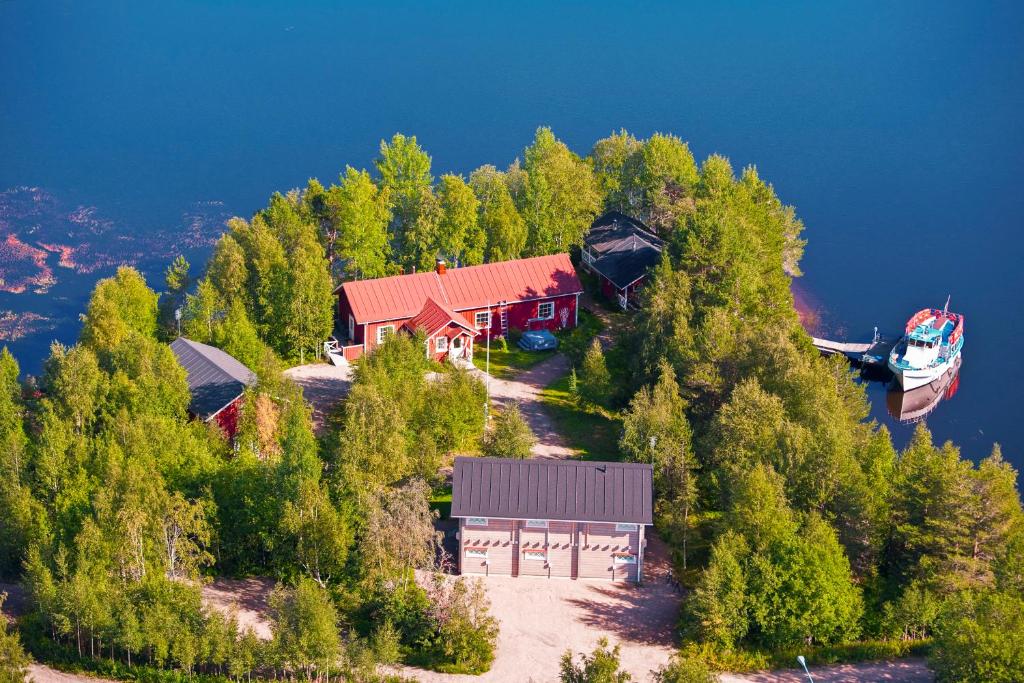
[889,348,962,391]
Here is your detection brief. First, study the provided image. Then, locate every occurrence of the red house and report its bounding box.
[335,254,584,363]
[582,211,663,310]
[170,337,256,438]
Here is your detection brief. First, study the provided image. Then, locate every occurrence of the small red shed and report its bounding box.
[170,337,256,438]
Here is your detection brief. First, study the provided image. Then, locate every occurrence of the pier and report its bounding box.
[811,329,898,368]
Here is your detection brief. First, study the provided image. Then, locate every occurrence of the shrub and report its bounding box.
[560,637,631,682]
[483,402,536,459]
[930,589,1024,683]
[425,575,499,674]
[371,619,402,665]
[653,652,717,683]
[578,339,611,407]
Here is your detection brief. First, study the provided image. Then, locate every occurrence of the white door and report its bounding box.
[450,335,464,358]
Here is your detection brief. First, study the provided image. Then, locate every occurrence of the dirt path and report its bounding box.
[720,658,934,682]
[26,664,117,683]
[479,352,575,459]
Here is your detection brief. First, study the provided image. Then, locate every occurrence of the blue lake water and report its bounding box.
[2,1,1022,466]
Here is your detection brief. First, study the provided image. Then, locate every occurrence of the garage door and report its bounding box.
[460,517,515,577]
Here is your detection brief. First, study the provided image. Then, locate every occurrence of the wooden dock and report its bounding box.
[812,331,898,367]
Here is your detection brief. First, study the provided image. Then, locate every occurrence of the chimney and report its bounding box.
[436,259,447,275]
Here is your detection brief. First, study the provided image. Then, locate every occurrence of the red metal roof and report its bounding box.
[404,298,476,337]
[340,253,583,323]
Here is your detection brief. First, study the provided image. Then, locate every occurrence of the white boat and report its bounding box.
[888,300,964,391]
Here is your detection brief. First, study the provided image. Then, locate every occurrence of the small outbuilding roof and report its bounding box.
[404,297,477,338]
[585,211,664,289]
[170,337,257,420]
[451,457,654,525]
[337,253,583,323]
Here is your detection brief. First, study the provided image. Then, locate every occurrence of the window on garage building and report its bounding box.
[475,311,491,329]
[523,549,546,562]
[615,523,638,532]
[525,519,548,529]
[537,302,554,320]
[467,517,488,526]
[376,325,395,344]
[465,548,488,559]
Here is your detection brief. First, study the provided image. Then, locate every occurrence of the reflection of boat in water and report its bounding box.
[886,355,961,423]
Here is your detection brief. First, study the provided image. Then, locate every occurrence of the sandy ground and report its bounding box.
[720,658,934,682]
[283,361,352,433]
[397,535,680,682]
[200,577,275,640]
[26,664,116,683]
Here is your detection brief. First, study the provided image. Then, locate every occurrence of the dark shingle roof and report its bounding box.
[451,457,654,525]
[585,211,663,288]
[170,337,256,420]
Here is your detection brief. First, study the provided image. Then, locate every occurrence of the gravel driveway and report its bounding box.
[400,536,680,683]
[282,362,352,433]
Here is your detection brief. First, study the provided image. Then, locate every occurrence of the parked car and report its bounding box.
[517,329,559,351]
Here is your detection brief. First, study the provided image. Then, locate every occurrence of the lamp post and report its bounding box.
[484,302,492,424]
[796,656,813,683]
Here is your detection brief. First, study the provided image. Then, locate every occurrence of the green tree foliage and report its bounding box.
[436,174,483,266]
[268,579,340,680]
[206,233,249,305]
[285,228,334,364]
[519,127,601,255]
[376,133,434,269]
[483,402,536,459]
[619,362,697,566]
[331,166,393,279]
[0,593,30,683]
[589,129,643,214]
[687,465,863,650]
[578,338,612,407]
[636,133,699,231]
[470,164,527,261]
[560,637,631,683]
[80,266,159,354]
[930,589,1024,683]
[333,335,487,494]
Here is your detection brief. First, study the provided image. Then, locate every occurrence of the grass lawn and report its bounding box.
[471,343,555,379]
[429,488,452,520]
[539,372,624,461]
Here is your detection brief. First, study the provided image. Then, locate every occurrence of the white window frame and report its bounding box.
[537,302,554,320]
[465,548,488,559]
[466,517,488,527]
[348,314,355,342]
[525,519,548,529]
[523,549,546,562]
[376,325,395,344]
[613,553,637,565]
[435,335,449,353]
[615,523,638,532]
[475,311,491,329]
